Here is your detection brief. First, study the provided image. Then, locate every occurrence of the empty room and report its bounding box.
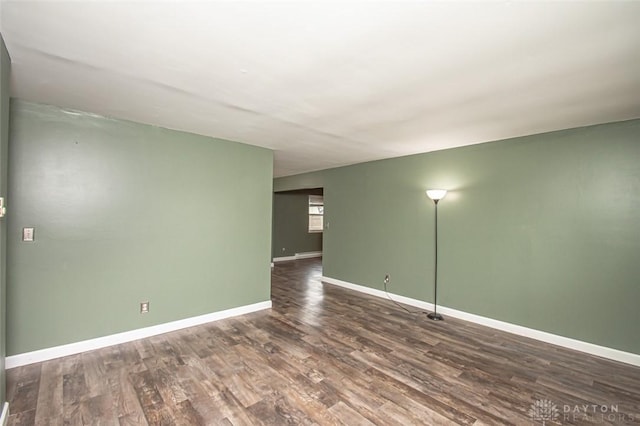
[0,1,639,425]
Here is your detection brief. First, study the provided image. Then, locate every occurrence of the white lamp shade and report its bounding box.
[426,189,447,201]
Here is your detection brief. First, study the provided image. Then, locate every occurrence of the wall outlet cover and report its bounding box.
[22,227,35,242]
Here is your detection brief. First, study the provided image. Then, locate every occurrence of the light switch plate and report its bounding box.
[22,227,35,242]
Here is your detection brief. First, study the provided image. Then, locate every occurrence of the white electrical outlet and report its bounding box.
[22,227,35,242]
[140,301,149,314]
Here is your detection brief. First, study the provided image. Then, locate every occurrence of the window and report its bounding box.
[308,195,324,233]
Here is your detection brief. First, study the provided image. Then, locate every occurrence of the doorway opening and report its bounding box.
[272,187,323,267]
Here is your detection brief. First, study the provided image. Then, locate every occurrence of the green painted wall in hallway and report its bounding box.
[275,119,640,355]
[274,170,325,192]
[7,100,273,355]
[272,191,322,258]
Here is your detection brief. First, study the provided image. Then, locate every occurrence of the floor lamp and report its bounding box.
[426,189,447,321]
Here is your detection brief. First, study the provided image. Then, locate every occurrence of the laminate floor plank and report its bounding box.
[33,361,63,424]
[9,364,42,415]
[7,258,640,425]
[109,369,147,421]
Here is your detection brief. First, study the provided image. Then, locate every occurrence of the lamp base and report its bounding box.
[427,312,444,321]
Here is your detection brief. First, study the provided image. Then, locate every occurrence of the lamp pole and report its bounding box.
[426,189,447,321]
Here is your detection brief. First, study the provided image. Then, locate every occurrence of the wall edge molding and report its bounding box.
[0,402,8,426]
[321,276,640,367]
[6,300,272,369]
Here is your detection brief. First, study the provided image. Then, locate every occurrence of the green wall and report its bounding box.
[7,100,273,355]
[274,170,325,192]
[275,120,640,355]
[0,33,11,403]
[272,190,322,258]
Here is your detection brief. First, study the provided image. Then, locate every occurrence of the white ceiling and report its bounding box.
[1,1,639,177]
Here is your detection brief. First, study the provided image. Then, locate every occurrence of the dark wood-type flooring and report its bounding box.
[7,258,640,425]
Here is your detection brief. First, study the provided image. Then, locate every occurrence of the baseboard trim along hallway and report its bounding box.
[273,251,323,262]
[5,300,272,369]
[321,276,640,368]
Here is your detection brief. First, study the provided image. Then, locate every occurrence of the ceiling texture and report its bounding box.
[1,1,639,177]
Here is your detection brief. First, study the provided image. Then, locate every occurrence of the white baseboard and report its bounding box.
[273,255,297,262]
[321,276,640,367]
[6,300,272,369]
[0,402,8,426]
[295,251,323,259]
[273,251,322,262]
